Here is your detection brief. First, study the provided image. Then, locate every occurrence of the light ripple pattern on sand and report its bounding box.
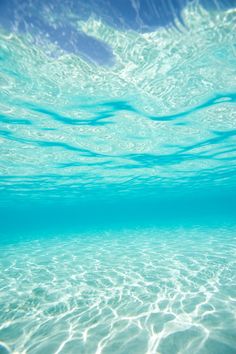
[0,226,236,354]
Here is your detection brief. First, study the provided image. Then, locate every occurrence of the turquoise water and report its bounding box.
[0,1,236,353]
[0,227,236,354]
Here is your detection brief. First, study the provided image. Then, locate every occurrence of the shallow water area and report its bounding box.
[1,226,236,354]
[0,1,236,353]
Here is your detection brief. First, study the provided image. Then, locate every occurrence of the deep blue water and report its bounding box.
[0,1,236,353]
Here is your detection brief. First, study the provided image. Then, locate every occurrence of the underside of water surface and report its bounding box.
[0,1,236,353]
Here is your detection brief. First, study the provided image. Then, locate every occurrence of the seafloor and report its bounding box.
[1,226,236,354]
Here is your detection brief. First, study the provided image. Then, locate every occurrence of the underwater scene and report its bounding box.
[0,0,236,353]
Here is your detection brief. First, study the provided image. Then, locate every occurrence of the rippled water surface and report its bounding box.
[0,1,236,353]
[0,2,236,202]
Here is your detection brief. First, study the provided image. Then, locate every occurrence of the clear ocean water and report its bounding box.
[0,1,236,353]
